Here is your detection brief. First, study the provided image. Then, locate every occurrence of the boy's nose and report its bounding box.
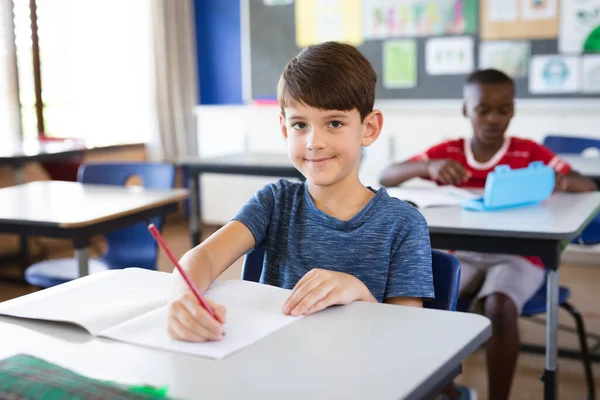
[306,129,326,150]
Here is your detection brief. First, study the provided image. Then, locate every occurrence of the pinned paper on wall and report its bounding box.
[583,55,600,93]
[383,40,417,88]
[295,0,362,47]
[529,55,581,94]
[479,41,530,78]
[488,0,517,22]
[362,0,477,39]
[559,0,600,54]
[481,0,559,39]
[521,0,557,21]
[425,36,474,75]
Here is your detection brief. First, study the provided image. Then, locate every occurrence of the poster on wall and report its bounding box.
[425,36,474,75]
[295,0,362,47]
[383,40,417,88]
[559,0,600,54]
[521,0,557,21]
[583,55,600,93]
[529,55,581,94]
[362,0,477,39]
[488,0,517,22]
[479,41,530,78]
[481,0,559,39]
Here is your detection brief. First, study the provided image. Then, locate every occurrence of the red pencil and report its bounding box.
[147,223,218,320]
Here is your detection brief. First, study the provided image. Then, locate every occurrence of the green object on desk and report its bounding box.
[0,354,171,400]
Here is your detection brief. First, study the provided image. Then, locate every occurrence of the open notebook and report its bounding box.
[0,268,302,360]
[386,186,479,208]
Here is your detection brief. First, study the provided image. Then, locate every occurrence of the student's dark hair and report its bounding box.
[465,69,515,88]
[277,41,376,122]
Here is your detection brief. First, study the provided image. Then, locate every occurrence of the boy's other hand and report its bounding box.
[427,159,470,185]
[167,292,227,342]
[282,269,376,317]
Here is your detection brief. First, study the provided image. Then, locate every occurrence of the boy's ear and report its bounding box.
[280,112,288,140]
[361,110,383,147]
[462,102,467,118]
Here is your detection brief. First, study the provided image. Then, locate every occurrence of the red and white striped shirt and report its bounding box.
[410,137,571,189]
[410,137,572,268]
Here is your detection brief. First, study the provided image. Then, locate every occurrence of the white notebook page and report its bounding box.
[100,280,303,359]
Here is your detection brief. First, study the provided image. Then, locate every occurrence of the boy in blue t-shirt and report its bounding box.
[167,41,434,342]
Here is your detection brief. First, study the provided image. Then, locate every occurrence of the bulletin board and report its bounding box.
[248,0,600,100]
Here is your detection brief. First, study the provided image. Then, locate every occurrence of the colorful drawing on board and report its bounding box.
[479,41,530,78]
[362,0,476,40]
[383,40,417,88]
[584,25,600,51]
[295,0,362,47]
[559,0,600,54]
[529,55,580,94]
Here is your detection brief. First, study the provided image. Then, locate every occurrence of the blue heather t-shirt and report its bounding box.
[233,179,434,302]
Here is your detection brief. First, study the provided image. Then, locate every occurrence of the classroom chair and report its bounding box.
[241,246,462,312]
[24,162,176,288]
[457,280,596,400]
[543,134,600,245]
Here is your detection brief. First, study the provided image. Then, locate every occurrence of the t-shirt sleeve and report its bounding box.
[529,142,572,175]
[409,142,449,162]
[231,183,276,248]
[385,209,434,300]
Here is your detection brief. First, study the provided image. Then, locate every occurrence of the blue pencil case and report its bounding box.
[462,161,555,212]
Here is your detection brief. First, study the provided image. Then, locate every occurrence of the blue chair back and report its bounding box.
[427,250,461,311]
[77,162,176,270]
[543,135,600,155]
[542,135,600,244]
[242,247,461,311]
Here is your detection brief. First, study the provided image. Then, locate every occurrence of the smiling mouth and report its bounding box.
[304,157,334,166]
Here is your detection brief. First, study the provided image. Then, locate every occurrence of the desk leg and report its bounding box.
[73,231,91,277]
[542,247,560,400]
[15,166,29,272]
[188,172,201,247]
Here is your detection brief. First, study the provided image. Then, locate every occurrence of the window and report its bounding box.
[13,0,155,145]
[0,0,21,146]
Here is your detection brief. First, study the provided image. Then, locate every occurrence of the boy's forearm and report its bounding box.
[171,247,218,298]
[379,161,430,187]
[566,174,598,192]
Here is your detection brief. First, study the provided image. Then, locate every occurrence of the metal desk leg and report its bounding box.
[542,246,561,400]
[15,165,29,272]
[75,247,90,277]
[188,172,201,247]
[14,165,24,185]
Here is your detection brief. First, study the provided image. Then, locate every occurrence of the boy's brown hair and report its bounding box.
[277,41,377,122]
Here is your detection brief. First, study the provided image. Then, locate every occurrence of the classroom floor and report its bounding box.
[1,214,599,400]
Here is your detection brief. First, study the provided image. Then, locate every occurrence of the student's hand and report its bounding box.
[282,269,376,317]
[554,173,569,192]
[427,159,470,185]
[167,292,227,342]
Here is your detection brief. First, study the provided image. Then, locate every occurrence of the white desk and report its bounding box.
[416,192,600,400]
[560,155,600,185]
[0,287,490,400]
[0,181,188,277]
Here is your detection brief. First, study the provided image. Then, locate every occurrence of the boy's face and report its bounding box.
[280,103,382,187]
[463,82,514,147]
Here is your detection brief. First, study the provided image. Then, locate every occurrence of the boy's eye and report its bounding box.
[292,122,307,130]
[329,120,343,128]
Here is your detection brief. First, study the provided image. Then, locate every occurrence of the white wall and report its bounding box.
[195,100,600,225]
